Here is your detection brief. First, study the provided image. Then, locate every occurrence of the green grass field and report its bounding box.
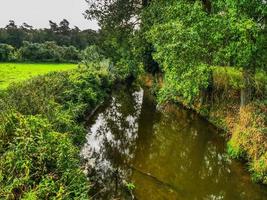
[0,63,77,89]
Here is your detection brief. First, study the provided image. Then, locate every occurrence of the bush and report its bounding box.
[0,114,89,199]
[0,43,17,62]
[80,45,105,68]
[18,41,81,63]
[62,46,80,63]
[227,103,267,184]
[0,65,115,199]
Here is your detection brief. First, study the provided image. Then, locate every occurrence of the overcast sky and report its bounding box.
[0,0,99,30]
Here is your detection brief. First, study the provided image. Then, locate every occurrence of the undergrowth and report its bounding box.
[0,66,115,199]
[227,103,267,184]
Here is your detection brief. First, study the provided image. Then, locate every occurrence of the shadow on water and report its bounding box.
[81,86,267,200]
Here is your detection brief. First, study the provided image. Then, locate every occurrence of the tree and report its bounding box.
[4,20,24,48]
[0,44,16,61]
[5,20,17,29]
[49,20,58,32]
[0,20,99,50]
[80,45,104,68]
[59,19,70,34]
[84,0,157,77]
[144,0,217,104]
[21,22,33,30]
[19,41,67,62]
[213,0,267,106]
[63,45,80,62]
[143,0,266,106]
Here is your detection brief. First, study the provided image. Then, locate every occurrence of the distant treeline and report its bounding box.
[0,19,98,50]
[0,19,101,63]
[0,42,81,63]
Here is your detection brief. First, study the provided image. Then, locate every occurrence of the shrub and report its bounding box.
[19,41,81,63]
[0,64,116,199]
[227,104,267,184]
[0,43,17,62]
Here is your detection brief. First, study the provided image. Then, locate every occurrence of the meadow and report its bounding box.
[0,63,77,89]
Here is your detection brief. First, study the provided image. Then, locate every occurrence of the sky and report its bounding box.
[0,0,99,30]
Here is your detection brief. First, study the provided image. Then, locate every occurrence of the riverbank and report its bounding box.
[144,69,267,184]
[81,84,267,199]
[0,66,115,199]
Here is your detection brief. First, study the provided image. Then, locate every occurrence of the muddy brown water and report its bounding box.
[81,86,267,200]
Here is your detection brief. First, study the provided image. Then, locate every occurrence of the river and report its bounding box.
[81,86,267,200]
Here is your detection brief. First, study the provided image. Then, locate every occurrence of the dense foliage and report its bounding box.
[145,0,213,103]
[85,0,148,79]
[0,19,100,63]
[0,41,80,63]
[86,0,266,105]
[143,0,266,105]
[0,19,98,49]
[0,44,16,61]
[0,0,265,196]
[19,41,80,63]
[0,61,116,199]
[85,0,267,184]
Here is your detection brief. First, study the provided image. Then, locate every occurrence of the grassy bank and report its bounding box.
[208,68,267,184]
[0,65,115,199]
[0,63,77,89]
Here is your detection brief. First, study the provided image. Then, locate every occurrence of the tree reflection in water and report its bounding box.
[81,87,267,200]
[81,87,144,199]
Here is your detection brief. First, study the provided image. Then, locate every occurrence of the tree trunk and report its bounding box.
[240,69,255,107]
[201,0,212,13]
[142,0,149,7]
[199,0,213,110]
[141,0,160,75]
[200,69,213,107]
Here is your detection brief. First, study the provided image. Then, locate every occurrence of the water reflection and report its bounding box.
[81,87,267,200]
[81,87,144,199]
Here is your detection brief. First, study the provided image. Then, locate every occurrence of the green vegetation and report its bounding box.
[0,42,81,63]
[0,63,77,89]
[144,0,266,184]
[0,43,135,198]
[0,63,117,199]
[0,0,266,197]
[212,67,267,91]
[125,182,136,191]
[85,0,266,184]
[0,19,99,63]
[0,19,98,49]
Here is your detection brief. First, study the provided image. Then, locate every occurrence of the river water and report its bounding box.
[81,86,267,200]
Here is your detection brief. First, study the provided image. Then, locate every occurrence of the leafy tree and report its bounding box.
[80,45,104,67]
[0,44,16,61]
[19,41,80,63]
[212,0,267,106]
[63,45,80,62]
[49,20,59,33]
[4,20,25,48]
[144,0,266,106]
[0,20,99,50]
[85,0,156,77]
[145,0,216,104]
